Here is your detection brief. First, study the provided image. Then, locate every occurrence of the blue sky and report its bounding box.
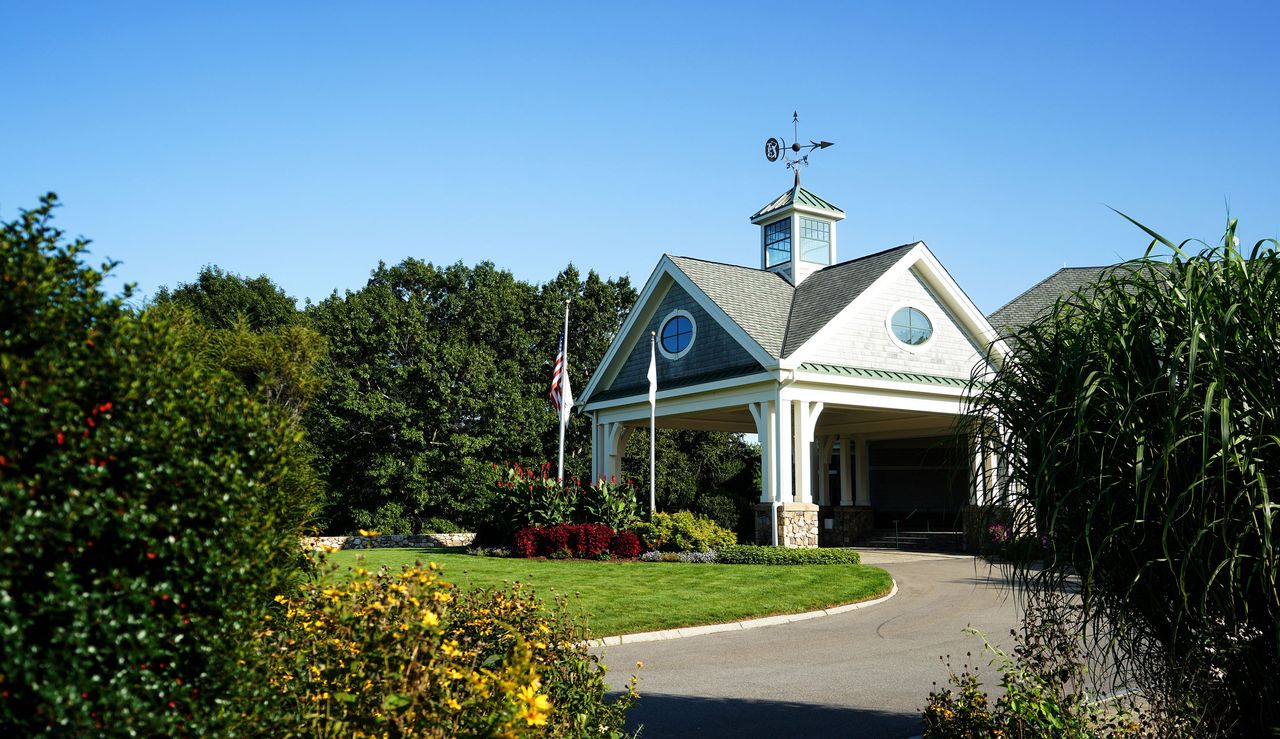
[4,1,1278,314]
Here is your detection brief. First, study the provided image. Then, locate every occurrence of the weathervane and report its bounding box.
[765,112,833,184]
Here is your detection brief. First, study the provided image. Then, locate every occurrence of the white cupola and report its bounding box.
[749,174,845,286]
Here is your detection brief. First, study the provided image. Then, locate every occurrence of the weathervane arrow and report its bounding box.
[765,113,834,174]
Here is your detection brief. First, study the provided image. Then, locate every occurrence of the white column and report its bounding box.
[793,401,810,504]
[749,401,773,503]
[775,397,792,503]
[591,416,601,482]
[854,436,871,506]
[600,422,630,484]
[793,401,823,505]
[839,434,853,505]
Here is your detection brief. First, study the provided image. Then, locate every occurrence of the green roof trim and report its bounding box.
[798,362,971,388]
[750,186,845,221]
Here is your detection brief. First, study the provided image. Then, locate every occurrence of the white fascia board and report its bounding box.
[792,203,846,222]
[589,380,780,424]
[909,245,1009,366]
[579,258,673,405]
[781,242,926,367]
[664,262,780,370]
[785,368,970,400]
[580,371,779,413]
[779,383,966,416]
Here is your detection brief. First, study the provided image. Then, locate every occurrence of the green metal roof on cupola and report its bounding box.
[749,185,845,223]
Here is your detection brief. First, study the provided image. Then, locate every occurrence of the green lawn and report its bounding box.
[322,548,893,637]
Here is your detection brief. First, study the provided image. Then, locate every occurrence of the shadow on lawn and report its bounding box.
[615,692,918,739]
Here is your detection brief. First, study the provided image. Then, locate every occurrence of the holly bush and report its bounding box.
[0,195,318,735]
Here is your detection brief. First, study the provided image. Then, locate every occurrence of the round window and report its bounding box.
[659,311,695,359]
[890,307,933,346]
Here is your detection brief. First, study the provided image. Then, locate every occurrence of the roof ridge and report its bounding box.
[667,254,795,282]
[988,266,1073,318]
[811,242,918,275]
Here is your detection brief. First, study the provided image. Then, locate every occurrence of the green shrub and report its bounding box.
[716,545,862,565]
[263,562,636,737]
[0,196,318,735]
[923,597,1146,738]
[694,493,743,534]
[419,515,465,534]
[632,510,737,552]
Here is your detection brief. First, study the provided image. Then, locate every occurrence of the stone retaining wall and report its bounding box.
[302,533,476,551]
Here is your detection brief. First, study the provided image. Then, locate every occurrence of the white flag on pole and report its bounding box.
[647,338,657,407]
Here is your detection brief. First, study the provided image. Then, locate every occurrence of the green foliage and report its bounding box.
[0,195,318,735]
[419,516,464,534]
[622,429,759,537]
[499,462,578,529]
[969,217,1280,735]
[496,463,641,536]
[633,510,737,552]
[581,476,642,531]
[154,264,300,331]
[262,563,636,737]
[305,261,635,535]
[716,545,861,565]
[923,598,1146,739]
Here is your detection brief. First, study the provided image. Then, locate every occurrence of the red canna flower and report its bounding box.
[56,432,64,445]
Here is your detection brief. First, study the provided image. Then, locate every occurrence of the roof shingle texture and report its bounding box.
[987,266,1110,334]
[667,244,917,359]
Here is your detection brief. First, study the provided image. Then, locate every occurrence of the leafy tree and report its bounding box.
[622,429,759,537]
[153,265,299,331]
[969,217,1280,736]
[305,260,634,535]
[0,195,318,734]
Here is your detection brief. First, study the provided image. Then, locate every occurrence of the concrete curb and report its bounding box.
[586,579,899,647]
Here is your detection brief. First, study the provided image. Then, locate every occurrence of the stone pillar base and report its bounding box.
[754,502,820,548]
[818,505,874,547]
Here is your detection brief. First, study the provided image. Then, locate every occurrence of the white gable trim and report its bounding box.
[782,242,1008,368]
[665,261,779,370]
[579,256,778,406]
[579,260,671,406]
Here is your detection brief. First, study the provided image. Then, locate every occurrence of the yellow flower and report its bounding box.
[517,682,551,727]
[273,594,288,604]
[446,697,462,711]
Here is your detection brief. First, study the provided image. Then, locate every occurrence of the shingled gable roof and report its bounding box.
[987,266,1110,334]
[782,244,916,356]
[666,244,917,360]
[665,255,793,357]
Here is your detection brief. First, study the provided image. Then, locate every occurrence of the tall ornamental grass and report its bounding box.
[968,217,1280,736]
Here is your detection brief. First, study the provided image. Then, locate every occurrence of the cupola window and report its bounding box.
[658,310,696,359]
[799,217,831,264]
[764,219,791,267]
[889,307,933,346]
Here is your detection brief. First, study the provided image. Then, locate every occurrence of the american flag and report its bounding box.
[550,333,572,418]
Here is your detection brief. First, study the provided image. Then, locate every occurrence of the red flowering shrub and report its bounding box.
[609,530,642,559]
[570,524,614,558]
[514,524,622,559]
[514,527,539,558]
[543,524,571,555]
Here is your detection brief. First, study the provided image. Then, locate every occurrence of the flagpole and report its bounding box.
[557,300,570,483]
[649,331,656,515]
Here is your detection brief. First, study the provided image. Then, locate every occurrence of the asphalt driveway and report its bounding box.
[598,551,1022,739]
